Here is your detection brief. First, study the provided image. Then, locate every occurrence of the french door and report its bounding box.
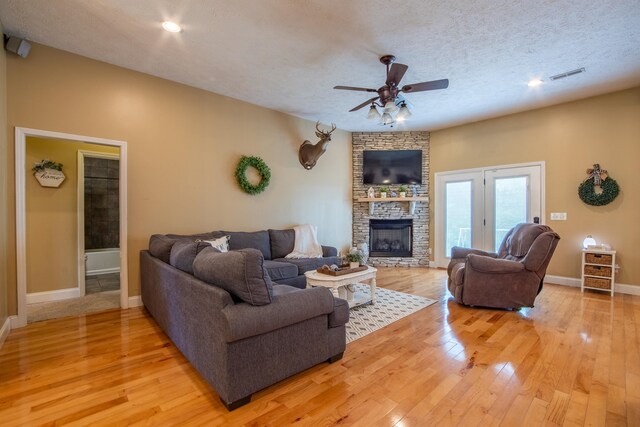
[434,163,544,267]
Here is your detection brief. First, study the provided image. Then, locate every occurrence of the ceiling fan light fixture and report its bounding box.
[380,112,394,125]
[396,102,412,121]
[334,54,450,125]
[383,100,399,113]
[367,104,381,120]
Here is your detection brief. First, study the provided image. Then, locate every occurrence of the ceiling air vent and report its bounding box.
[549,68,586,81]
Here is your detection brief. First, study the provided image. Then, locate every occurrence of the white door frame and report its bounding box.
[15,127,128,328]
[77,150,121,297]
[434,161,545,268]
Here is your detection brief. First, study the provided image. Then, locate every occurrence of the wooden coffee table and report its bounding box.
[304,266,377,308]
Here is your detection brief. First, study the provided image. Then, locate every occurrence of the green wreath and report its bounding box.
[578,177,620,206]
[235,155,271,195]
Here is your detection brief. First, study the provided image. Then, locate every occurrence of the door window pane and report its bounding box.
[446,181,472,257]
[494,177,527,251]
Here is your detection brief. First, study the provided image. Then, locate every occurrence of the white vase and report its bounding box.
[349,262,359,269]
[357,243,369,265]
[399,192,406,197]
[380,192,387,198]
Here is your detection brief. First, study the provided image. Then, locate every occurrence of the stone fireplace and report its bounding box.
[369,219,413,257]
[352,131,429,267]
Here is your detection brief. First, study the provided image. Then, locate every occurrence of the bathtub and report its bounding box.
[85,248,120,276]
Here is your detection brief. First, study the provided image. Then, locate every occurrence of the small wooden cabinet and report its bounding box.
[581,249,616,296]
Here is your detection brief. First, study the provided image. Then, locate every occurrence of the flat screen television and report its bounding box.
[363,150,422,185]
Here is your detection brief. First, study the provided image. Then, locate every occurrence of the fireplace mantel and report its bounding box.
[357,196,429,215]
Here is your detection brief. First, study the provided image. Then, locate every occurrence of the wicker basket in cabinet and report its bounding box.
[581,249,616,296]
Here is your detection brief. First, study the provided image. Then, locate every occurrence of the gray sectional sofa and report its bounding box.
[151,228,341,288]
[141,228,348,410]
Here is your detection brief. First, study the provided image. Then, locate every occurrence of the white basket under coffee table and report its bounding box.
[304,266,377,309]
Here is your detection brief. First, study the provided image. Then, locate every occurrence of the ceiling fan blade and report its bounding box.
[349,96,379,112]
[334,85,378,93]
[386,63,408,86]
[401,78,449,93]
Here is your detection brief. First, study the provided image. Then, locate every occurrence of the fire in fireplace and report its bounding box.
[369,219,413,257]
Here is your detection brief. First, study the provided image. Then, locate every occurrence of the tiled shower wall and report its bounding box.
[352,131,430,267]
[84,157,119,250]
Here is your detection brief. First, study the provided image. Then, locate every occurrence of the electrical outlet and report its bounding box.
[550,212,567,220]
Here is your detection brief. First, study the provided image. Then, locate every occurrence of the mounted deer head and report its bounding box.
[299,121,336,170]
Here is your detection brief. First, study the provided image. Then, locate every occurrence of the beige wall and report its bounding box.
[5,43,352,315]
[430,88,640,286]
[0,20,8,326]
[26,137,118,293]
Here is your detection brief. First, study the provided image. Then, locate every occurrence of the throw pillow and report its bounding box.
[201,235,230,252]
[268,229,295,259]
[149,234,179,263]
[223,230,272,260]
[193,247,273,306]
[169,240,216,274]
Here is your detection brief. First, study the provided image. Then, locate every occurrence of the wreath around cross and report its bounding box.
[235,155,271,195]
[578,177,619,206]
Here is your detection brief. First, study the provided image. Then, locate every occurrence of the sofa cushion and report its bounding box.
[499,223,551,258]
[169,240,215,274]
[273,256,341,275]
[149,234,180,263]
[224,230,272,260]
[221,284,335,342]
[268,229,295,259]
[193,247,273,306]
[273,275,307,289]
[264,260,299,281]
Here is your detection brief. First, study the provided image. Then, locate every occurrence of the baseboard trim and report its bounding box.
[615,283,640,296]
[545,275,581,288]
[26,287,80,304]
[86,268,121,277]
[9,315,20,329]
[545,275,639,295]
[128,295,143,307]
[0,317,11,349]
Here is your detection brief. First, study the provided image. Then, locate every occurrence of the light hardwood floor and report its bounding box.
[1,268,638,426]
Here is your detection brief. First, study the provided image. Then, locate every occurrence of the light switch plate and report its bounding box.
[550,212,567,220]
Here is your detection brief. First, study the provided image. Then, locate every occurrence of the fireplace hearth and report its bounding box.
[369,219,413,257]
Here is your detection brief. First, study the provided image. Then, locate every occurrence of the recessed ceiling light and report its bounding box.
[162,21,182,33]
[527,78,543,87]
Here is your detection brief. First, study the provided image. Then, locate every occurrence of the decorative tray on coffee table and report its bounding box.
[316,265,368,276]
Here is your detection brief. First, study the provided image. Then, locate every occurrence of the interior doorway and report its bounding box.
[78,151,121,298]
[15,128,128,328]
[434,162,545,267]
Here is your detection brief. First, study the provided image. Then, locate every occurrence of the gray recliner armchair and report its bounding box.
[447,223,560,309]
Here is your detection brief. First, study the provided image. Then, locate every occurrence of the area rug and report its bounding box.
[346,285,436,343]
[27,290,120,323]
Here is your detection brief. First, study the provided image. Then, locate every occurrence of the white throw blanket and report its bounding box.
[285,224,323,259]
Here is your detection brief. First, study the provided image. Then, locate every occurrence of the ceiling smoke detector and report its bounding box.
[549,68,586,81]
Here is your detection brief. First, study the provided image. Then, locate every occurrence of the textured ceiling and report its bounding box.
[1,0,639,131]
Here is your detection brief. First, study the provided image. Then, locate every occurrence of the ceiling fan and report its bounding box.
[334,55,449,125]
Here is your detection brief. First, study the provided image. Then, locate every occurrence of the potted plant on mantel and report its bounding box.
[379,186,389,198]
[32,159,66,188]
[398,185,408,198]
